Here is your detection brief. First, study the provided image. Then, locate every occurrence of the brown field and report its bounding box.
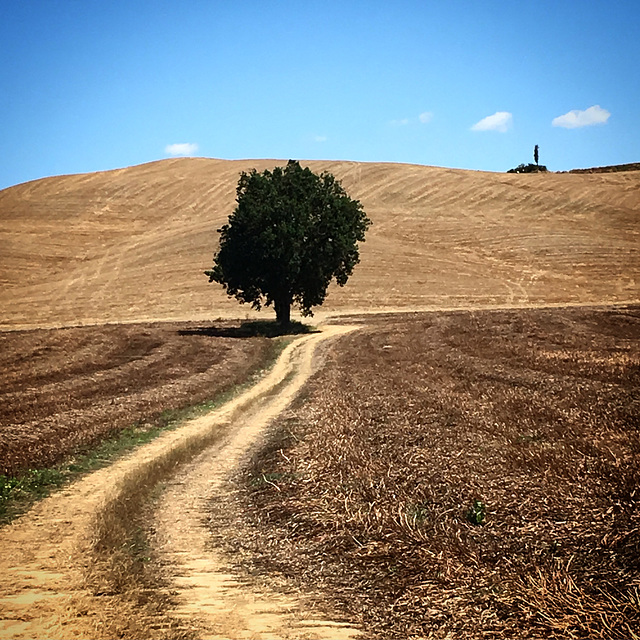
[0,321,275,476]
[0,159,639,638]
[1,158,638,329]
[216,305,640,639]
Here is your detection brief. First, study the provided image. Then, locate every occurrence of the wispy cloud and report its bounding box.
[313,135,328,143]
[552,105,610,129]
[390,111,434,127]
[165,142,199,156]
[471,111,513,133]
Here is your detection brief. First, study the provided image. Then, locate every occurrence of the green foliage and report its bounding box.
[206,160,371,324]
[507,163,548,174]
[466,499,486,525]
[0,469,66,520]
[407,501,430,525]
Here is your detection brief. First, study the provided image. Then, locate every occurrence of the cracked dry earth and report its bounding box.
[0,326,361,640]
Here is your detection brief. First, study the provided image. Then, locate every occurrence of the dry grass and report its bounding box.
[1,159,638,329]
[85,425,231,640]
[211,306,640,639]
[0,320,275,476]
[0,320,295,640]
[1,156,639,636]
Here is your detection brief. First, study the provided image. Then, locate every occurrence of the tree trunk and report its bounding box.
[274,293,292,327]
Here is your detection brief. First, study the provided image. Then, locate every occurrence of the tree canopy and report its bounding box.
[205,160,371,325]
[507,162,548,174]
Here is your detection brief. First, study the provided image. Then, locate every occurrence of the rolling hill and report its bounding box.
[1,158,638,329]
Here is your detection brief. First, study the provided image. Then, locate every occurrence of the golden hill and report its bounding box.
[1,158,638,329]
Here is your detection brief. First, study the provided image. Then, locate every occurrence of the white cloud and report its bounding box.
[313,135,328,143]
[552,105,610,129]
[390,111,434,127]
[471,111,513,133]
[165,142,199,156]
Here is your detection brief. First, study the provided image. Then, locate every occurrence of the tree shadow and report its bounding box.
[178,319,318,339]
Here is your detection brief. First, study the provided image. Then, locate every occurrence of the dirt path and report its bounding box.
[152,325,361,639]
[0,325,361,639]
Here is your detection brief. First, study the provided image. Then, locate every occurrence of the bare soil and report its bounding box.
[0,325,360,639]
[0,157,638,638]
[214,305,640,639]
[1,158,638,329]
[0,320,275,476]
[150,325,361,639]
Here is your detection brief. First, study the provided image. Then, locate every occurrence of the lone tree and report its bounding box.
[205,160,371,326]
[534,144,540,166]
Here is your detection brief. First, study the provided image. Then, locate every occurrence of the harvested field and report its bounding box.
[1,158,638,329]
[1,155,639,638]
[0,320,276,477]
[213,306,640,639]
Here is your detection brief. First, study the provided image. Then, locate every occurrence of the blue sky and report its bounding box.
[1,0,638,190]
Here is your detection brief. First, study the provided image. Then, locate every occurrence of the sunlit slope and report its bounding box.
[1,158,638,328]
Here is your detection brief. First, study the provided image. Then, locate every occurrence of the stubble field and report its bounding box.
[0,321,276,478]
[1,158,638,329]
[211,305,640,639]
[1,159,639,638]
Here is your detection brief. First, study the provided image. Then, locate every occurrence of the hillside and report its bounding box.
[567,162,640,174]
[1,158,638,329]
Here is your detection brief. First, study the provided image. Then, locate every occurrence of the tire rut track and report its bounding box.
[0,325,360,639]
[152,324,361,639]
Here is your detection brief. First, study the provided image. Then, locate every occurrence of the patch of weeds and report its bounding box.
[515,432,545,445]
[548,540,562,556]
[0,468,66,521]
[0,427,165,523]
[80,424,167,471]
[466,499,486,526]
[251,471,295,490]
[407,501,431,525]
[0,476,21,501]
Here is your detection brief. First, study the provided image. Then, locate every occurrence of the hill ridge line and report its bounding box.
[1,157,638,328]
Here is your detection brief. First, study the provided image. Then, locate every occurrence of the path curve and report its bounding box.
[0,325,360,639]
[152,324,361,639]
